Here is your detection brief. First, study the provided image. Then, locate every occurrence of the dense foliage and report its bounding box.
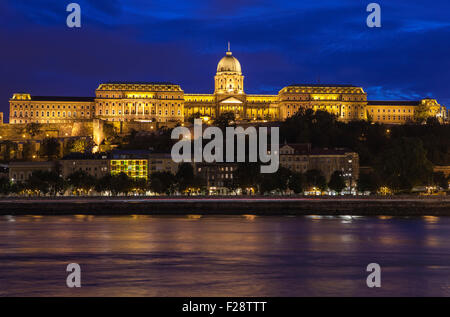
[280,109,450,166]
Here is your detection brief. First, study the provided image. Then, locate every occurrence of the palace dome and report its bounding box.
[217,51,242,74]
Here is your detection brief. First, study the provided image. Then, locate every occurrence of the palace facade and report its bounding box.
[8,48,447,125]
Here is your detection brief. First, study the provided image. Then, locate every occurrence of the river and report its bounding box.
[1,214,449,296]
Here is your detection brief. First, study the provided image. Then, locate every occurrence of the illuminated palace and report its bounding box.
[8,48,447,125]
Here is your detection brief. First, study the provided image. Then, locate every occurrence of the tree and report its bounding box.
[149,174,164,194]
[0,177,11,195]
[119,127,174,152]
[357,172,381,194]
[214,111,235,129]
[149,171,176,195]
[9,181,24,196]
[103,122,119,141]
[260,167,292,194]
[176,163,196,193]
[225,180,238,195]
[414,102,432,124]
[234,163,261,194]
[26,172,50,196]
[95,174,134,196]
[426,117,441,126]
[67,170,96,195]
[48,163,66,196]
[1,141,18,161]
[375,137,433,192]
[288,172,306,194]
[25,170,64,196]
[22,141,34,160]
[186,112,202,124]
[110,173,134,196]
[280,108,339,148]
[132,178,149,195]
[40,138,61,160]
[95,174,113,195]
[66,138,94,154]
[305,169,327,191]
[431,172,449,190]
[25,122,42,137]
[328,171,346,194]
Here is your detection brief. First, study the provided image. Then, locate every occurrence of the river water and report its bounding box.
[0,214,449,296]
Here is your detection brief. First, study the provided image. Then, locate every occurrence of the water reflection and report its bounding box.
[423,216,439,223]
[242,215,257,221]
[0,215,449,296]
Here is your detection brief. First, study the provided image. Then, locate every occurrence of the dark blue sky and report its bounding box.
[1,0,449,119]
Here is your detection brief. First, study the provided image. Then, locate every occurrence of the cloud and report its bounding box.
[366,86,424,101]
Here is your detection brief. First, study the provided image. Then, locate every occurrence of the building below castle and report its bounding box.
[8,48,448,126]
[7,145,360,195]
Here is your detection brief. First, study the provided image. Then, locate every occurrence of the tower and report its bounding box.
[214,44,244,95]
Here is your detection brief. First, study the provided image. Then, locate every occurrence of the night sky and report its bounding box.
[1,0,449,120]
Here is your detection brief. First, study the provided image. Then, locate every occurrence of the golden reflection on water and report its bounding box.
[425,236,440,247]
[306,215,323,221]
[423,216,439,223]
[1,215,450,296]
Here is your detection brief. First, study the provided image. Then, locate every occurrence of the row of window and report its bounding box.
[284,89,362,94]
[377,115,413,121]
[370,108,413,113]
[219,76,240,83]
[218,84,242,90]
[71,166,108,174]
[99,109,182,116]
[208,174,233,180]
[13,111,88,118]
[247,100,273,104]
[97,102,182,107]
[13,119,78,123]
[111,160,147,165]
[342,111,365,118]
[187,98,215,102]
[285,110,362,118]
[98,94,182,100]
[12,104,91,110]
[285,104,364,110]
[284,96,365,101]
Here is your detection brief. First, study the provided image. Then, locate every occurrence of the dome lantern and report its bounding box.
[214,44,245,95]
[216,45,242,74]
